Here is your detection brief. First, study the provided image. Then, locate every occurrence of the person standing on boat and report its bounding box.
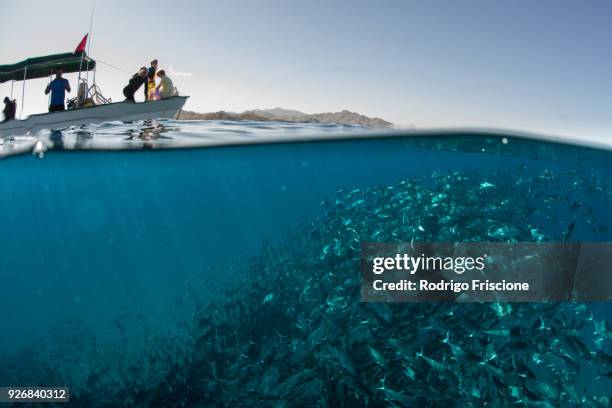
[44,68,71,112]
[147,59,158,100]
[122,67,148,102]
[2,97,16,122]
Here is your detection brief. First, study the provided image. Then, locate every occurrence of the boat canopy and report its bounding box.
[0,51,95,83]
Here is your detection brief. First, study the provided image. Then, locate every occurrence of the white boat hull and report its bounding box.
[0,96,188,137]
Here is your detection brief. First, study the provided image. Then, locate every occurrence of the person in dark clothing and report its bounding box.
[147,60,158,81]
[2,97,16,122]
[45,68,71,112]
[146,59,158,100]
[123,67,149,102]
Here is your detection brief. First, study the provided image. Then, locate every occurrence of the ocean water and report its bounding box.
[0,120,610,406]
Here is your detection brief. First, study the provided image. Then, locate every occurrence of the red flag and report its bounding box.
[74,34,88,54]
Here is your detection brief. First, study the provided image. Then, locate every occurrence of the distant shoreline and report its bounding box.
[178,108,393,128]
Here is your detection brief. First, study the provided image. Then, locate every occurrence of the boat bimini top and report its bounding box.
[0,51,95,84]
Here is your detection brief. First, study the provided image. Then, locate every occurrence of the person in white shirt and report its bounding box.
[155,70,175,99]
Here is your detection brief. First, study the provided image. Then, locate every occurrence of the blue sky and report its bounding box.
[1,0,611,138]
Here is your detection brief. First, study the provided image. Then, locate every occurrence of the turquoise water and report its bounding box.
[0,121,610,406]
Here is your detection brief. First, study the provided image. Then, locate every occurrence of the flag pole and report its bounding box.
[87,9,94,56]
[76,36,86,108]
[86,9,94,87]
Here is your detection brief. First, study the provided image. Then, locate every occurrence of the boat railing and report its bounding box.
[67,78,111,109]
[88,83,111,105]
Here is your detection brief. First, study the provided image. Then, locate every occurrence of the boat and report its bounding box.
[0,96,188,137]
[0,39,188,138]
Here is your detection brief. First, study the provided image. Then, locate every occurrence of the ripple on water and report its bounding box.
[1,119,611,160]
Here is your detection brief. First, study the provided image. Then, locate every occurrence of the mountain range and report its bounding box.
[178,108,393,127]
